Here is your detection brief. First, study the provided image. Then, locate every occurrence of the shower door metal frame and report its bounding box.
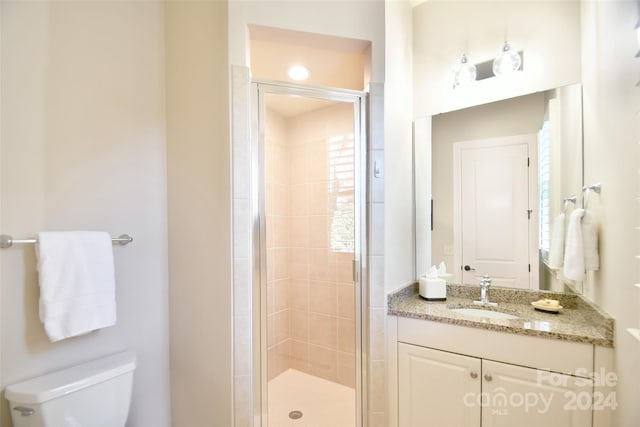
[251,79,368,427]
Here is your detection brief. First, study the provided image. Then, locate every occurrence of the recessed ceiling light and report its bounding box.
[288,65,310,81]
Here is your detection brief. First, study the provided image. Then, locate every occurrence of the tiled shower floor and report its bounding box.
[267,369,356,427]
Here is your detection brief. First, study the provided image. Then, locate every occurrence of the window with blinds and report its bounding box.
[538,120,551,262]
[328,133,355,253]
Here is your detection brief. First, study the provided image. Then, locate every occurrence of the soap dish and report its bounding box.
[531,301,563,313]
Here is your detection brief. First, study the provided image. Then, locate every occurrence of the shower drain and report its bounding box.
[288,410,303,420]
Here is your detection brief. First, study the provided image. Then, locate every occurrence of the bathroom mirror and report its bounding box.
[415,84,584,293]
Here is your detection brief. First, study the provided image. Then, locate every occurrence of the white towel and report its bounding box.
[582,210,599,271]
[36,231,117,342]
[563,209,585,281]
[547,213,565,269]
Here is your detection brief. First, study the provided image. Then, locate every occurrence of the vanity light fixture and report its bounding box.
[492,41,522,76]
[452,54,477,88]
[287,65,310,81]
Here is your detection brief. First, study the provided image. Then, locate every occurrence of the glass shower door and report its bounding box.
[254,83,365,427]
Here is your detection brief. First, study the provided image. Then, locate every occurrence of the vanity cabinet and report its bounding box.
[480,359,592,427]
[396,317,605,427]
[399,343,592,427]
[398,343,480,427]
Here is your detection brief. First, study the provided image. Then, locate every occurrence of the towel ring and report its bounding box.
[582,183,601,194]
[581,183,601,209]
[563,195,577,212]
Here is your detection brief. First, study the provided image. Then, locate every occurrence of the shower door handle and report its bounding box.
[352,260,358,282]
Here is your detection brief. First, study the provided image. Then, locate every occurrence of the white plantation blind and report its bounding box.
[538,121,551,260]
[328,133,355,253]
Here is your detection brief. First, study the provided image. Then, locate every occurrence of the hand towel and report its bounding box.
[36,231,116,342]
[547,213,565,269]
[581,210,599,271]
[563,209,585,281]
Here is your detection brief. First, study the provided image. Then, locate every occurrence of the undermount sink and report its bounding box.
[451,307,519,320]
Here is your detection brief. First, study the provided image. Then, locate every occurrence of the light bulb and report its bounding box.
[492,42,522,76]
[453,54,477,88]
[287,65,310,81]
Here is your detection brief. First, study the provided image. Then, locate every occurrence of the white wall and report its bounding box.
[580,1,640,425]
[165,2,232,426]
[384,4,414,426]
[229,0,385,82]
[413,0,582,116]
[0,2,171,426]
[385,0,414,293]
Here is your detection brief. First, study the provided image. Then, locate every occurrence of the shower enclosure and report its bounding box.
[252,81,366,427]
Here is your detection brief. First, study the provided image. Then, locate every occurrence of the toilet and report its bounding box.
[5,351,136,427]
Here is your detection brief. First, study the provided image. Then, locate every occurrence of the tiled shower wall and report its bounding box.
[265,108,290,380]
[266,102,356,388]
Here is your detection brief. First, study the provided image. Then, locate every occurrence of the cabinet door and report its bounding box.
[482,360,593,427]
[398,343,481,427]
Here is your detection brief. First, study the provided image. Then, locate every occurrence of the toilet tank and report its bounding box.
[5,351,136,427]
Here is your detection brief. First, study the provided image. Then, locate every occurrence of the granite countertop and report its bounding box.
[388,283,614,347]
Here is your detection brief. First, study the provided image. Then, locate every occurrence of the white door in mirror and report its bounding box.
[456,134,534,289]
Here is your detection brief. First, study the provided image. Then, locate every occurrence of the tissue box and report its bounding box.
[438,273,453,284]
[419,276,447,301]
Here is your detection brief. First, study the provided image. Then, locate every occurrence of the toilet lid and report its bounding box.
[5,351,136,404]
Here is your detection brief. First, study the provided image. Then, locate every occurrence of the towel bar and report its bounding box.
[0,234,133,249]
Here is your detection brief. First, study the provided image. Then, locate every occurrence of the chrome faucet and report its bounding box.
[474,274,497,307]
